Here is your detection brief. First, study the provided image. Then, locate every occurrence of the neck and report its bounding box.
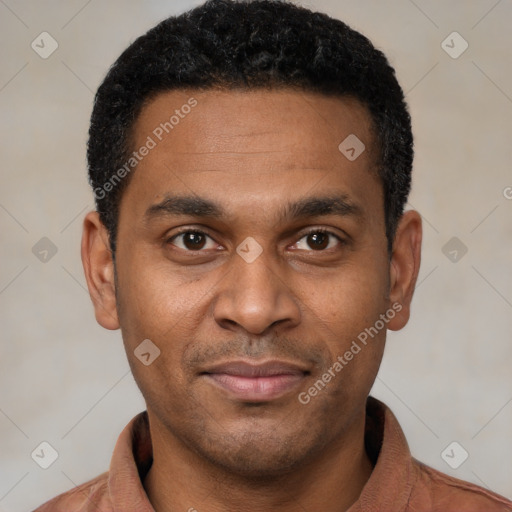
[143,410,373,512]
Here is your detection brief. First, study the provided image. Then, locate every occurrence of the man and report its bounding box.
[34,0,512,510]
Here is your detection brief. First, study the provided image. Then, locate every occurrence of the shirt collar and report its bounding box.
[348,396,417,511]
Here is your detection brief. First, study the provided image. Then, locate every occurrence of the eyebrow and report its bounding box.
[143,194,362,224]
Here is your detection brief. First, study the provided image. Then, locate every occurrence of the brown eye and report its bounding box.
[182,232,206,250]
[294,230,343,252]
[306,232,329,250]
[168,231,216,251]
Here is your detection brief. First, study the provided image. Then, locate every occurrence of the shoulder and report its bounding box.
[31,471,111,512]
[413,458,512,511]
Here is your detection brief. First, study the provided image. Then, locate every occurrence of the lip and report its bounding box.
[200,360,309,402]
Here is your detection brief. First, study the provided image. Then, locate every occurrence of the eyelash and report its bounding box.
[166,227,345,252]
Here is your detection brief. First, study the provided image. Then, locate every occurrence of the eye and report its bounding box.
[293,229,344,251]
[167,230,218,251]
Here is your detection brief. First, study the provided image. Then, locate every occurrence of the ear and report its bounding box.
[386,210,422,331]
[81,211,120,330]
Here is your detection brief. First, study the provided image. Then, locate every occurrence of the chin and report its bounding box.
[187,423,327,480]
[202,445,304,479]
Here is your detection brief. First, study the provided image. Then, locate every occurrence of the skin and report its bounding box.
[81,88,422,512]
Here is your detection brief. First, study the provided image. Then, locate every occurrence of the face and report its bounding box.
[82,88,421,477]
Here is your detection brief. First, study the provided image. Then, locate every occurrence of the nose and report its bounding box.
[212,245,301,335]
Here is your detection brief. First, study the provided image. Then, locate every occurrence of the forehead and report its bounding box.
[134,88,376,158]
[120,88,381,222]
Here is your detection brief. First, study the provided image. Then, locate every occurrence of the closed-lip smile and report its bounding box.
[200,360,310,402]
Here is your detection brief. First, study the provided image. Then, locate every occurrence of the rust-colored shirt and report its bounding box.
[33,397,512,511]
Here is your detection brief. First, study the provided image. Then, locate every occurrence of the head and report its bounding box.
[82,0,421,478]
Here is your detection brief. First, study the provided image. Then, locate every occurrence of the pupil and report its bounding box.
[185,233,205,249]
[309,232,328,250]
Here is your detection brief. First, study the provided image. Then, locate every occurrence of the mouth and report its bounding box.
[200,360,310,402]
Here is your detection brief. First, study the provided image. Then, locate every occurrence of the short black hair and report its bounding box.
[87,0,413,256]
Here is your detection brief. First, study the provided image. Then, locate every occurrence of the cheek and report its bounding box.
[301,258,389,388]
[304,258,389,330]
[115,253,216,399]
[116,260,195,404]
[117,253,204,337]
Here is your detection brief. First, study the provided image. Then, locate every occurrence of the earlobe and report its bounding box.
[81,211,120,330]
[386,210,422,331]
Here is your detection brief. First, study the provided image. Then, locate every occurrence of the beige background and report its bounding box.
[1,0,511,510]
